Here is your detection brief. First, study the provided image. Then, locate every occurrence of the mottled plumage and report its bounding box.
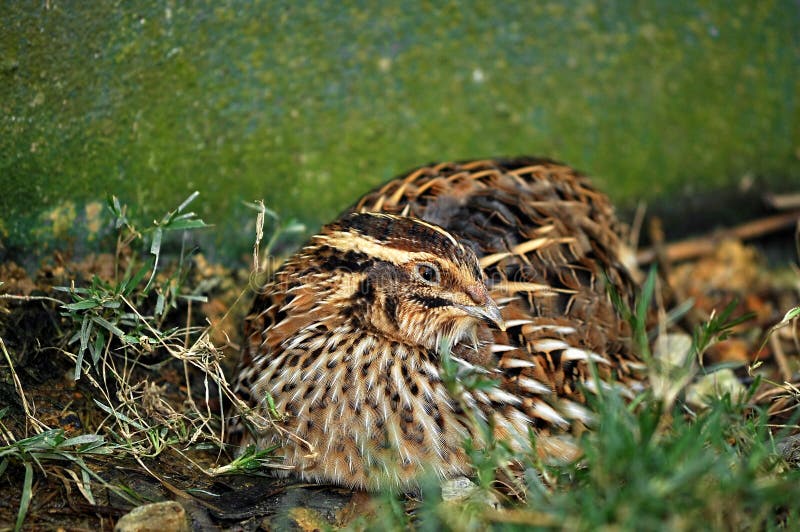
[233,157,643,490]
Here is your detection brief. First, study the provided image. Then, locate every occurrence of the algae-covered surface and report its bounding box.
[1,1,798,259]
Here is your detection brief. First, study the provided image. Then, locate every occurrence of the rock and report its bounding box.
[685,368,746,409]
[115,501,189,532]
[778,434,800,468]
[651,333,695,405]
[440,476,479,502]
[441,476,500,509]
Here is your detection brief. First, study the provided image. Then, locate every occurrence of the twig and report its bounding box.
[637,210,800,265]
[628,200,647,250]
[132,454,225,513]
[770,333,793,383]
[0,337,49,435]
[182,299,202,422]
[765,192,800,211]
[0,294,64,305]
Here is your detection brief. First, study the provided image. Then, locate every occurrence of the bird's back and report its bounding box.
[351,158,641,427]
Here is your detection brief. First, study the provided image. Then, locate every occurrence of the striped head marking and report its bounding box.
[302,212,505,351]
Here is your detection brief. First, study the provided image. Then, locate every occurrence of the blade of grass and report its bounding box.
[94,400,148,431]
[176,190,199,213]
[14,462,32,532]
[91,315,125,338]
[75,315,91,380]
[144,227,163,292]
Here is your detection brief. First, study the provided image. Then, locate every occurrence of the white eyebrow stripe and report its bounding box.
[334,212,462,251]
[406,217,460,248]
[318,231,439,265]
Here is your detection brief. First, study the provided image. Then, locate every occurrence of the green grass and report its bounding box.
[0,410,141,532]
[0,195,270,529]
[56,192,210,380]
[522,389,799,530]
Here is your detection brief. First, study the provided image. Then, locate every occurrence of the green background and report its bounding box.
[1,1,798,260]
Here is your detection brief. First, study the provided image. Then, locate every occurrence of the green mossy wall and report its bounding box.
[2,1,797,259]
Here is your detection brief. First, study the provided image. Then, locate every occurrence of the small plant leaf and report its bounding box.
[91,330,106,366]
[178,294,208,303]
[144,227,163,292]
[80,467,96,505]
[64,299,100,311]
[155,292,165,316]
[53,286,91,294]
[93,400,148,431]
[60,434,105,447]
[177,191,199,212]
[163,218,208,231]
[122,335,140,345]
[91,316,125,338]
[121,263,150,297]
[779,306,800,326]
[150,227,163,256]
[74,315,92,380]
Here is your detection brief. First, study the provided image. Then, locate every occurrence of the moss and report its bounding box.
[1,1,798,259]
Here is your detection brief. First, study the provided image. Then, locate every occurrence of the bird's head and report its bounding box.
[303,212,505,352]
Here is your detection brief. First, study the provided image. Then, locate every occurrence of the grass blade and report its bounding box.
[74,315,92,380]
[91,316,124,338]
[64,299,100,311]
[144,227,163,292]
[177,191,199,213]
[93,400,147,431]
[14,462,33,532]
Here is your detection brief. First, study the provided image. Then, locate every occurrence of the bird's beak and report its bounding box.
[461,283,506,331]
[462,282,506,330]
[459,301,506,331]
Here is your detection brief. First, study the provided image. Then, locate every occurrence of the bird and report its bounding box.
[232,157,644,491]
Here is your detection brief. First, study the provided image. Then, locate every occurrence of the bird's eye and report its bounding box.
[415,263,440,285]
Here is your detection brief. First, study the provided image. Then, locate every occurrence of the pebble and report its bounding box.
[114,501,189,532]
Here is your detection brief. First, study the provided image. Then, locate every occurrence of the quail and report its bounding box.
[233,157,643,490]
